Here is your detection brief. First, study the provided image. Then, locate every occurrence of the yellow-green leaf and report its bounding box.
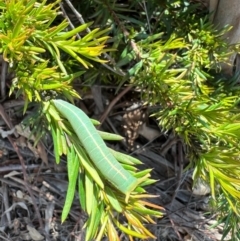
[85,172,94,215]
[105,187,122,212]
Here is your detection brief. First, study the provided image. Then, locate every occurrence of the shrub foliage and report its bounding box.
[1,0,240,240]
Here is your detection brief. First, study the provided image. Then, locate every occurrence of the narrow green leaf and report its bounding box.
[105,187,122,212]
[12,15,25,39]
[48,104,62,121]
[116,52,135,67]
[91,201,104,240]
[107,218,119,241]
[54,22,93,40]
[134,186,145,193]
[219,179,240,199]
[78,172,86,211]
[98,131,124,141]
[45,112,51,124]
[133,169,152,178]
[60,130,67,155]
[132,206,162,216]
[90,118,101,126]
[95,212,108,241]
[23,0,36,13]
[67,145,75,174]
[121,164,137,172]
[58,45,90,68]
[208,167,215,199]
[213,167,240,184]
[23,98,29,114]
[51,126,60,164]
[85,172,94,215]
[82,27,110,42]
[81,28,100,42]
[45,21,69,38]
[128,60,143,76]
[85,191,98,241]
[113,219,149,239]
[56,127,63,156]
[110,149,142,165]
[61,152,79,222]
[19,46,46,53]
[138,178,157,187]
[74,145,104,189]
[29,0,47,15]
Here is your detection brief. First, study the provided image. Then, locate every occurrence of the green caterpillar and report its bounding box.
[53,99,138,194]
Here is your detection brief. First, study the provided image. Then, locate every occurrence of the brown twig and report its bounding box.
[0,164,54,174]
[0,138,43,158]
[0,59,8,100]
[169,217,184,241]
[2,182,11,226]
[7,136,44,229]
[98,85,133,128]
[169,141,184,207]
[0,104,43,225]
[160,132,179,156]
[0,104,18,138]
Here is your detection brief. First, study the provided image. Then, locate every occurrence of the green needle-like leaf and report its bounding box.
[62,147,79,222]
[78,172,86,211]
[98,131,124,141]
[85,172,94,215]
[105,187,122,212]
